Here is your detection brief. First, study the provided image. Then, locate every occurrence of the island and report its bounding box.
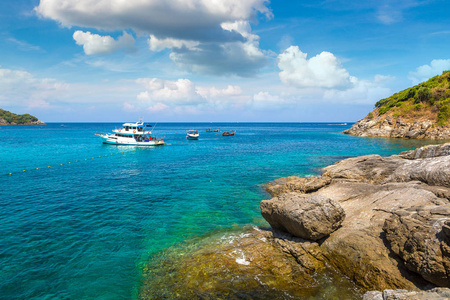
[344,71,450,139]
[0,109,45,125]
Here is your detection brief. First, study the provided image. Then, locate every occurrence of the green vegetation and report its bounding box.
[374,71,450,125]
[0,109,39,124]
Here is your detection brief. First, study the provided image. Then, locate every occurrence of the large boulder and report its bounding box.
[261,142,450,292]
[264,176,331,197]
[261,193,345,240]
[399,143,450,159]
[383,205,450,287]
[317,181,441,291]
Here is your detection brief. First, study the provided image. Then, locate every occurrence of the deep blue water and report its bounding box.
[0,123,439,299]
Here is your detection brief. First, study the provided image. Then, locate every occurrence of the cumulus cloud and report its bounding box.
[196,85,242,98]
[278,46,356,89]
[73,31,136,55]
[323,75,393,104]
[137,78,203,105]
[0,65,69,108]
[35,0,271,38]
[135,78,244,111]
[36,0,271,76]
[408,59,450,84]
[169,21,267,76]
[148,35,200,52]
[251,91,285,109]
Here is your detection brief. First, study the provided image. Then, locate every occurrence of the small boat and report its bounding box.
[206,128,219,132]
[96,121,164,146]
[186,130,199,140]
[60,124,65,127]
[222,130,235,136]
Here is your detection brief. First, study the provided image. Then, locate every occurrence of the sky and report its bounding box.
[1,0,450,122]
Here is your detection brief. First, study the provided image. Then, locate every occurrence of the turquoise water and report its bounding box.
[0,123,438,299]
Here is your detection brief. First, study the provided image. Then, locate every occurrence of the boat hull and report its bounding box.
[99,135,164,146]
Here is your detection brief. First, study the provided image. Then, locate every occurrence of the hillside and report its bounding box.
[344,71,450,139]
[0,109,45,125]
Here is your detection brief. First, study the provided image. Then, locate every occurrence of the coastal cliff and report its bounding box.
[344,71,450,139]
[261,143,450,296]
[0,109,45,125]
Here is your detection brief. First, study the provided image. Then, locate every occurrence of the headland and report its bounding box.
[0,108,45,125]
[344,71,450,139]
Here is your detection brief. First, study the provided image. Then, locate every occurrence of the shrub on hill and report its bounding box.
[374,71,450,125]
[0,109,39,124]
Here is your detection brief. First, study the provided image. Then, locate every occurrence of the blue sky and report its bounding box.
[1,0,450,122]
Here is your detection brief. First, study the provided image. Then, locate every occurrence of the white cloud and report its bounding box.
[135,78,246,111]
[0,65,69,108]
[36,0,271,76]
[169,21,267,76]
[251,91,285,109]
[148,35,200,52]
[73,31,136,55]
[278,46,355,89]
[323,76,393,105]
[408,59,450,84]
[148,103,170,112]
[136,78,203,105]
[196,85,242,98]
[35,0,272,36]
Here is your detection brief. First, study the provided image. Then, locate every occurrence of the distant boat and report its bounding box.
[222,130,235,136]
[96,120,164,146]
[186,130,199,140]
[60,124,65,127]
[206,128,219,132]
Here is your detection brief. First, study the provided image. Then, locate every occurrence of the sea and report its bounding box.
[0,123,439,299]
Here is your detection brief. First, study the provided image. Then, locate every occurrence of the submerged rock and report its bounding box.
[260,193,345,240]
[363,288,450,300]
[139,227,363,299]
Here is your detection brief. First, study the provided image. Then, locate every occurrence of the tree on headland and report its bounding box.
[0,109,43,125]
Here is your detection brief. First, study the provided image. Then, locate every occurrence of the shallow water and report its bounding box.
[0,123,440,299]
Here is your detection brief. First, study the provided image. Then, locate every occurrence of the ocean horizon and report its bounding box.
[0,122,441,299]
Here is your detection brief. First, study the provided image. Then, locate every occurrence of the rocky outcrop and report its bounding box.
[343,115,450,139]
[261,142,450,292]
[261,193,345,240]
[363,288,450,300]
[383,205,450,287]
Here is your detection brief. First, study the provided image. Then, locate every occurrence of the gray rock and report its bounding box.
[399,143,450,159]
[343,114,450,140]
[363,288,450,300]
[261,143,450,291]
[383,205,450,287]
[260,193,345,240]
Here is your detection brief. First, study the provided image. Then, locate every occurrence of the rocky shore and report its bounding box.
[343,114,450,139]
[140,143,450,299]
[261,142,450,298]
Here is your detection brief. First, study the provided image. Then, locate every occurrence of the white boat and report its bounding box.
[186,130,199,140]
[97,121,164,146]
